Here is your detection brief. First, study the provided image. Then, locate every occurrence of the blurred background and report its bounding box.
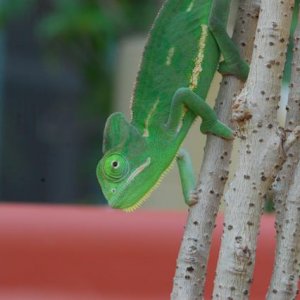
[0,0,163,205]
[0,0,293,209]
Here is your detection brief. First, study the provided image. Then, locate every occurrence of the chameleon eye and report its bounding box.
[111,161,119,168]
[103,154,129,181]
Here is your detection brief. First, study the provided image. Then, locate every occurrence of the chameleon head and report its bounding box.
[96,112,156,211]
[96,151,153,211]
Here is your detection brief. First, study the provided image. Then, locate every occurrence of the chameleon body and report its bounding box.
[96,0,248,211]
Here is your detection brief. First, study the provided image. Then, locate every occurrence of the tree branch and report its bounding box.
[267,10,300,298]
[170,1,259,299]
[213,0,294,298]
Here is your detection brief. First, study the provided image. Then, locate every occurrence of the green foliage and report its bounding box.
[283,0,299,84]
[37,1,121,116]
[39,1,116,38]
[0,0,35,27]
[36,0,160,116]
[0,0,160,115]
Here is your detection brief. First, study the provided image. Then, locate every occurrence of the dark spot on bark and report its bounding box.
[186,266,194,273]
[261,175,267,181]
[228,225,233,230]
[190,245,197,251]
[235,236,242,243]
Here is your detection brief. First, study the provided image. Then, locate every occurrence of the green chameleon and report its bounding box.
[96,0,248,212]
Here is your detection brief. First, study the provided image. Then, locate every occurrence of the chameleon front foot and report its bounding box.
[176,148,197,206]
[200,119,234,140]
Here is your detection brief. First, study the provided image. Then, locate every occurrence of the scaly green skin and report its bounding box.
[96,0,248,211]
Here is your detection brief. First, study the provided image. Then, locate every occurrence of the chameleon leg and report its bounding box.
[176,148,198,206]
[209,0,249,81]
[166,87,233,139]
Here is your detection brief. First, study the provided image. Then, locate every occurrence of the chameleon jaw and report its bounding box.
[122,157,177,212]
[122,189,153,212]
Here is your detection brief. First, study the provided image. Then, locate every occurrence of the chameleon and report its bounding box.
[96,0,248,212]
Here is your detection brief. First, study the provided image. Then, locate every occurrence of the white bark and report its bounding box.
[267,14,300,299]
[267,160,300,300]
[213,1,294,299]
[171,1,259,299]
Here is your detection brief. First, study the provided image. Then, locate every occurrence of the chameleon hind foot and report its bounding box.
[208,3,249,82]
[218,60,249,82]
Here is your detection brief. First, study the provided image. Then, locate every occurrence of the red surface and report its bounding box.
[0,204,297,299]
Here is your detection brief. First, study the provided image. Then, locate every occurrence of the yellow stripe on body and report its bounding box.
[189,24,208,90]
[143,98,160,137]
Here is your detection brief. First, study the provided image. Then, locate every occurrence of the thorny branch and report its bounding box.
[267,9,300,299]
[170,1,259,299]
[213,0,294,298]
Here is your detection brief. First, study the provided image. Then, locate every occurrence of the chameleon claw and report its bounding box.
[176,149,187,161]
[187,191,199,207]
